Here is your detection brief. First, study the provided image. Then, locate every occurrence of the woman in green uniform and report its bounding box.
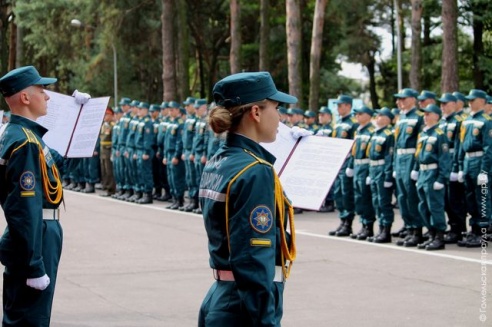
[198,72,297,326]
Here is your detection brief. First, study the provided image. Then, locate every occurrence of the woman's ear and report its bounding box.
[250,105,261,122]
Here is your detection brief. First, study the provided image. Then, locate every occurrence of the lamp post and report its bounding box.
[71,19,118,109]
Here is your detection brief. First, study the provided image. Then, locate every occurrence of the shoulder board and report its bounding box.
[384,129,392,136]
[350,117,357,123]
[145,118,149,122]
[454,115,462,122]
[368,126,375,132]
[416,110,424,116]
[484,114,491,120]
[178,118,184,124]
[21,128,39,145]
[435,128,443,135]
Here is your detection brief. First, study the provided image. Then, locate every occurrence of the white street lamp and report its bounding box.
[71,18,118,109]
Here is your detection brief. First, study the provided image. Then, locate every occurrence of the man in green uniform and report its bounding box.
[316,106,335,212]
[349,106,376,240]
[367,108,395,243]
[0,66,89,325]
[329,94,358,237]
[191,99,209,214]
[457,89,491,247]
[414,104,451,250]
[164,101,186,209]
[286,108,306,128]
[124,101,141,202]
[117,99,138,200]
[393,88,425,247]
[438,93,466,243]
[303,110,319,133]
[112,98,132,199]
[99,107,116,197]
[155,102,172,201]
[181,97,199,211]
[134,102,155,204]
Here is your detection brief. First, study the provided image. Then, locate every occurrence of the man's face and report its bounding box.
[318,113,332,125]
[26,86,50,119]
[469,98,485,112]
[440,101,456,117]
[396,97,415,111]
[337,103,350,116]
[424,112,439,126]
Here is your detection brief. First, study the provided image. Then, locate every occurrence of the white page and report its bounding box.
[37,91,80,156]
[0,110,3,123]
[260,122,298,173]
[66,97,110,157]
[37,91,110,158]
[279,136,353,210]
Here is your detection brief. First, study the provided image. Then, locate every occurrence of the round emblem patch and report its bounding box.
[375,144,382,152]
[250,205,273,234]
[425,144,433,152]
[20,171,35,191]
[341,131,347,138]
[406,126,413,134]
[473,128,479,136]
[447,131,453,139]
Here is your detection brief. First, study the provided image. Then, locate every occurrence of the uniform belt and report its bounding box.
[396,148,416,155]
[354,159,370,165]
[42,208,60,220]
[420,163,438,171]
[465,151,483,158]
[370,159,385,166]
[213,266,284,283]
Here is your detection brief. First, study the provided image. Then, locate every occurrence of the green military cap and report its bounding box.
[391,108,400,116]
[421,104,442,116]
[394,88,418,99]
[353,105,374,115]
[194,98,208,108]
[417,90,437,101]
[465,89,487,100]
[130,100,140,107]
[287,108,304,115]
[149,104,160,112]
[179,107,186,115]
[304,110,316,118]
[160,101,168,109]
[438,93,457,103]
[183,96,196,105]
[213,72,297,108]
[487,95,492,104]
[319,106,332,115]
[0,66,57,97]
[168,100,180,108]
[138,102,150,109]
[119,97,131,105]
[114,106,122,114]
[278,105,288,115]
[452,91,467,103]
[376,107,394,120]
[334,94,353,105]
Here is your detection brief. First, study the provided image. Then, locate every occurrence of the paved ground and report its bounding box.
[0,190,490,326]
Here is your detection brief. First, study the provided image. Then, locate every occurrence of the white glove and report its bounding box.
[449,172,459,182]
[384,181,393,188]
[316,130,323,136]
[366,176,371,185]
[26,274,50,291]
[345,168,354,177]
[72,89,91,105]
[458,171,464,183]
[392,171,396,179]
[410,170,419,181]
[433,181,445,190]
[290,126,313,139]
[478,173,489,185]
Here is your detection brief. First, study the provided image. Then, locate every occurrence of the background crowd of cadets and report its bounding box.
[55,89,492,250]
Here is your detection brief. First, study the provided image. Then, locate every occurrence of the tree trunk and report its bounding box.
[308,0,327,111]
[397,0,405,52]
[259,0,270,72]
[229,0,241,74]
[286,0,302,106]
[8,20,15,71]
[471,2,484,89]
[176,0,190,100]
[441,0,458,93]
[409,0,422,90]
[161,0,176,101]
[366,56,379,109]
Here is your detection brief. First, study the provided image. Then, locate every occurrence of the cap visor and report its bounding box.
[35,77,57,86]
[268,91,297,104]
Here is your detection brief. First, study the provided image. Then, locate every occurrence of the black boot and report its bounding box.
[336,219,353,237]
[396,228,414,246]
[329,220,346,236]
[184,198,199,212]
[443,230,461,244]
[73,182,85,192]
[112,189,124,199]
[357,223,374,240]
[153,189,162,200]
[119,189,133,201]
[83,183,95,193]
[367,225,382,242]
[374,225,392,243]
[391,226,408,238]
[418,229,436,249]
[404,227,423,247]
[166,197,178,209]
[65,182,77,190]
[137,192,153,204]
[466,225,484,248]
[426,231,445,250]
[130,191,142,203]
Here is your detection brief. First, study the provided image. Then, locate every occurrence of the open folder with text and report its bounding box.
[261,123,353,211]
[37,90,110,158]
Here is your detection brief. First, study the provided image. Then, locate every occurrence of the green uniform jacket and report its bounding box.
[0,115,64,277]
[199,133,290,326]
[458,110,492,173]
[439,113,462,173]
[414,125,451,184]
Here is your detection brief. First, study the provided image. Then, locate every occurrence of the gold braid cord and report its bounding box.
[23,128,63,205]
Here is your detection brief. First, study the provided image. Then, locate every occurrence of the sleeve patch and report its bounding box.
[20,171,35,191]
[249,205,273,234]
[250,238,272,247]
